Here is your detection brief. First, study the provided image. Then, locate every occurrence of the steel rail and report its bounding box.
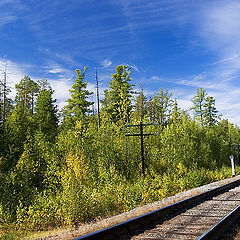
[74,178,240,240]
[198,204,240,240]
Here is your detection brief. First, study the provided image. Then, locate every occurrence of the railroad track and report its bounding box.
[75,178,240,240]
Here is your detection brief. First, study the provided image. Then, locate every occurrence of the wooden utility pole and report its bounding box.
[126,122,159,177]
[95,68,101,129]
[139,121,145,176]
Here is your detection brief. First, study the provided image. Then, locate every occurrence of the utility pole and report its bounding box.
[140,86,145,122]
[139,121,145,176]
[95,68,101,129]
[125,122,159,177]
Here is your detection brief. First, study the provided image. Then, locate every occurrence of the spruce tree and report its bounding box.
[65,67,93,121]
[34,86,58,141]
[102,65,134,123]
[203,96,219,126]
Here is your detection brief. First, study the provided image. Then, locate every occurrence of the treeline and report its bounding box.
[0,65,240,233]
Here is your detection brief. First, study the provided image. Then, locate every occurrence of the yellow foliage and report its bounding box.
[62,151,88,185]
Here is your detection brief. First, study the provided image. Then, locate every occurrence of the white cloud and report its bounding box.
[208,54,239,66]
[198,1,240,78]
[48,68,67,74]
[185,0,240,125]
[46,62,73,77]
[122,63,139,72]
[101,59,112,68]
[49,80,71,101]
[0,0,23,29]
[0,59,26,99]
[0,15,17,27]
[201,2,240,44]
[178,99,193,111]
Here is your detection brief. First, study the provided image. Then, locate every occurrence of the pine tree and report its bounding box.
[65,67,93,121]
[15,76,39,114]
[102,65,134,123]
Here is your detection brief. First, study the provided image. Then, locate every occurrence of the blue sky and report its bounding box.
[1,0,240,124]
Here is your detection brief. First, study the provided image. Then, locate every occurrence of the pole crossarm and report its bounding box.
[125,121,159,177]
[126,133,157,137]
[125,123,160,127]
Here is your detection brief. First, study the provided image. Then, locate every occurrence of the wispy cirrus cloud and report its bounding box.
[3,0,240,126]
[46,63,73,78]
[0,15,17,27]
[166,0,240,124]
[48,68,64,74]
[122,63,139,72]
[208,54,239,66]
[101,59,112,68]
[198,1,240,78]
[0,0,22,28]
[15,0,198,68]
[117,0,192,31]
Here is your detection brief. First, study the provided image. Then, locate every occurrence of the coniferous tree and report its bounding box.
[15,76,39,114]
[0,78,12,130]
[34,85,58,141]
[64,67,93,121]
[133,87,147,122]
[192,88,207,124]
[2,65,240,232]
[170,99,181,122]
[3,77,38,168]
[0,80,12,156]
[102,65,134,123]
[146,89,173,125]
[203,96,219,126]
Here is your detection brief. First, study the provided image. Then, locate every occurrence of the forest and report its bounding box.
[0,65,240,238]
